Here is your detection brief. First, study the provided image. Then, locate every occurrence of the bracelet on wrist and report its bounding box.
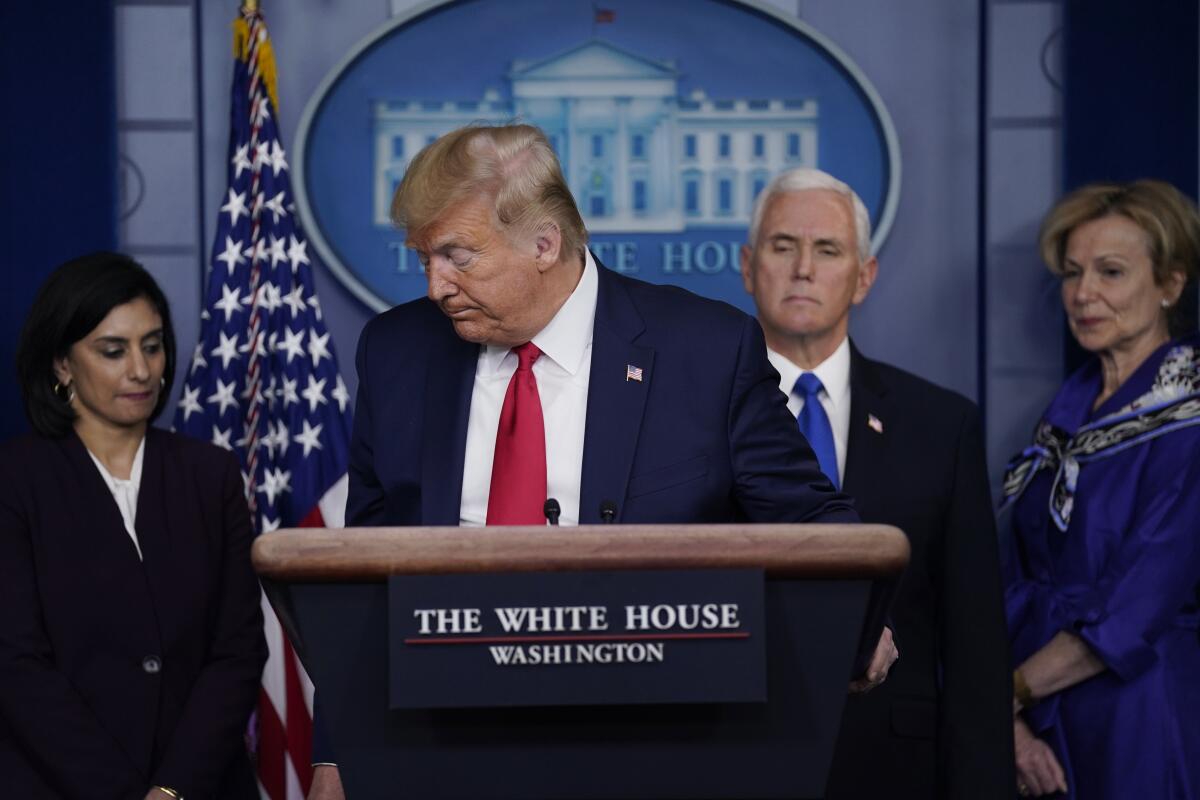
[154,786,183,800]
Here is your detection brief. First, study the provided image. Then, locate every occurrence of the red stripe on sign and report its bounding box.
[405,631,751,645]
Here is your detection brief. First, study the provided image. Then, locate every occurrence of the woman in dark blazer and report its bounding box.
[0,253,267,799]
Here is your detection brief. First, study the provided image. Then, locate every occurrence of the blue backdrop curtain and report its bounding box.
[0,2,118,440]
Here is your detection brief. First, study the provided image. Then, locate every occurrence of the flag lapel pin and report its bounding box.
[625,364,644,382]
[867,413,884,434]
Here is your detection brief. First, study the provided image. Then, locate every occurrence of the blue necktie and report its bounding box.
[794,373,839,489]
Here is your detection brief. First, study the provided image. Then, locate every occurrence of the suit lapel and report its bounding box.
[842,341,890,497]
[135,428,171,577]
[62,431,147,567]
[579,265,654,523]
[421,320,478,524]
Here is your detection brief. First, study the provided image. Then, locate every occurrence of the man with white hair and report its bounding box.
[741,168,1014,798]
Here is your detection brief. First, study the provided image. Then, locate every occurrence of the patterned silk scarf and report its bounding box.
[1001,342,1200,531]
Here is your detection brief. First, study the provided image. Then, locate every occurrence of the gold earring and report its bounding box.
[53,381,74,403]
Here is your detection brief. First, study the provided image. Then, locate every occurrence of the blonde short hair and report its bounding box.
[1040,180,1200,332]
[391,124,588,261]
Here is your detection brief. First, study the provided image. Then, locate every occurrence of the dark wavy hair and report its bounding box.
[15,252,177,437]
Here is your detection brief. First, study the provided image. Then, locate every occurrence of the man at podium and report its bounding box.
[309,124,899,799]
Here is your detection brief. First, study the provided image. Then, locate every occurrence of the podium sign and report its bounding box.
[388,569,766,709]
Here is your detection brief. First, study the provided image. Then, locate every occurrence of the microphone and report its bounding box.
[543,498,561,526]
[599,500,617,524]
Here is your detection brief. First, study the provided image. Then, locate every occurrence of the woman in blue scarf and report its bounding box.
[1001,180,1200,798]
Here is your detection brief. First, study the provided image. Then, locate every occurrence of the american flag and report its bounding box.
[172,8,350,799]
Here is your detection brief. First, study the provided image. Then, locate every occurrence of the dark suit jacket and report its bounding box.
[348,261,857,528]
[824,344,1014,799]
[0,427,267,800]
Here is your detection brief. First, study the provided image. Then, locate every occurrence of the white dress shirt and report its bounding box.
[767,337,851,485]
[85,437,146,560]
[459,250,599,526]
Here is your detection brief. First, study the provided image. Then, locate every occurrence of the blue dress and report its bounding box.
[1002,333,1200,800]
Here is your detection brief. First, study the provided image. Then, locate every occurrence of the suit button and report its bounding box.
[142,655,162,674]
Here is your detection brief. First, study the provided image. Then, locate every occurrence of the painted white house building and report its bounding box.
[373,38,819,231]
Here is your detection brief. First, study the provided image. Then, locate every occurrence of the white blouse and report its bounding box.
[86,437,146,560]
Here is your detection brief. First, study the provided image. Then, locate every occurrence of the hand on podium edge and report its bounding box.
[849,626,898,693]
[309,764,346,800]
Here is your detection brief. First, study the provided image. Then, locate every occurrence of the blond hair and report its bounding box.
[1040,180,1200,333]
[391,124,587,261]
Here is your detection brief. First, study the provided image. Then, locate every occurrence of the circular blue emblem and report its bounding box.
[295,0,900,313]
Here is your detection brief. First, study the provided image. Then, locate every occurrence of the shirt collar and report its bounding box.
[479,249,598,375]
[768,336,851,409]
[86,435,146,490]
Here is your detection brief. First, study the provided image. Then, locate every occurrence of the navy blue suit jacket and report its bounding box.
[347,260,857,528]
[312,262,858,764]
[0,428,266,800]
[824,344,1013,799]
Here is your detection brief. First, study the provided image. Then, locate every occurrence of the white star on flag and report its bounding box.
[308,330,331,367]
[216,235,246,274]
[282,285,306,318]
[211,425,233,451]
[332,375,350,413]
[278,327,305,363]
[214,283,245,323]
[295,419,324,457]
[257,467,291,506]
[231,143,252,178]
[210,331,241,369]
[178,385,203,421]
[220,188,248,226]
[206,378,239,416]
[301,374,327,413]
[278,376,299,408]
[268,140,289,175]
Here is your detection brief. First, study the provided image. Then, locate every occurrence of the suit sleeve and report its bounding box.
[0,458,146,799]
[151,451,268,798]
[310,322,385,767]
[937,406,1015,797]
[346,317,386,527]
[727,315,858,523]
[1069,433,1200,681]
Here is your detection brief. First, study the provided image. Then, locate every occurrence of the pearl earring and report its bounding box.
[1161,299,1171,309]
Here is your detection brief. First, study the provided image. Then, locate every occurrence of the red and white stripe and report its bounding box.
[257,475,347,799]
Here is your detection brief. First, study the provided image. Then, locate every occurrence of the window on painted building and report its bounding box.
[633,180,647,213]
[753,134,765,158]
[752,177,767,201]
[718,134,731,158]
[684,134,697,159]
[592,134,604,158]
[392,136,406,159]
[684,178,700,216]
[787,133,801,159]
[590,195,606,216]
[718,178,733,215]
[631,134,645,159]
[549,135,560,155]
[426,134,437,146]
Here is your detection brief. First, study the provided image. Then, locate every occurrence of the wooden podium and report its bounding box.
[253,524,908,800]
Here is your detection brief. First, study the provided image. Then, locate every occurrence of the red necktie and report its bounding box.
[486,342,546,525]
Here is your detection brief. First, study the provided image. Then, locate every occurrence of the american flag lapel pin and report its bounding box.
[867,413,884,434]
[625,364,644,382]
